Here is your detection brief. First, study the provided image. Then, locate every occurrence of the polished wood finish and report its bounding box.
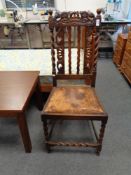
[17,113,32,152]
[48,10,100,87]
[113,34,127,67]
[41,11,108,155]
[40,83,53,92]
[0,71,42,152]
[121,32,131,84]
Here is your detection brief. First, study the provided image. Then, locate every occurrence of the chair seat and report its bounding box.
[43,86,105,115]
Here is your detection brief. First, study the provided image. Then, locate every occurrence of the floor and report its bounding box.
[0,58,131,175]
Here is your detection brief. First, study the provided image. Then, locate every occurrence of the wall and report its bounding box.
[0,1,3,9]
[0,0,106,13]
[121,0,131,17]
[55,0,106,13]
[0,0,130,17]
[55,0,65,11]
[0,0,6,9]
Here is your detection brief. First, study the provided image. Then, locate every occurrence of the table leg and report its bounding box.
[25,24,31,49]
[17,113,32,153]
[38,24,44,48]
[43,118,50,152]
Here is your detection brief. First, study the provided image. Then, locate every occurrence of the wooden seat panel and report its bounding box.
[43,86,104,114]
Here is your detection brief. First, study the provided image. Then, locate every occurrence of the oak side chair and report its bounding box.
[41,10,108,155]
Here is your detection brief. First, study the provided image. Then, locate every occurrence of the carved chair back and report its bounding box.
[48,11,100,87]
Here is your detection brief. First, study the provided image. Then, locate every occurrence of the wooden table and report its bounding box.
[0,71,42,153]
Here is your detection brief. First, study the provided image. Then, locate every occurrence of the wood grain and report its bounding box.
[0,71,41,153]
[42,11,108,155]
[44,86,104,114]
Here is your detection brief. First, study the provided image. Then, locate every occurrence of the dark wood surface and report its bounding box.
[41,11,108,155]
[121,32,131,84]
[0,71,39,113]
[48,10,99,87]
[0,71,41,152]
[113,34,127,67]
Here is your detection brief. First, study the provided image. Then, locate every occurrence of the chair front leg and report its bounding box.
[96,118,108,155]
[43,118,51,153]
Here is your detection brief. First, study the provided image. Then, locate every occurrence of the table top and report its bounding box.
[101,19,131,25]
[0,71,39,113]
[0,13,49,25]
[0,18,48,25]
[0,16,131,25]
